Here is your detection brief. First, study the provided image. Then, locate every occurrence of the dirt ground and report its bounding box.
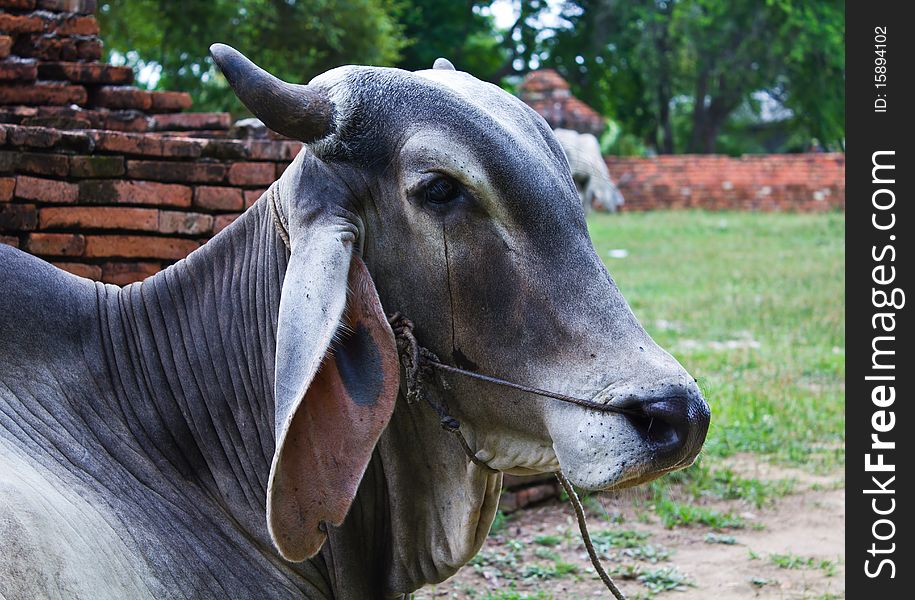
[415,456,844,599]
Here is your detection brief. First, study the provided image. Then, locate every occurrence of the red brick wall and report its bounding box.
[0,123,301,284]
[1,0,302,284]
[606,153,845,212]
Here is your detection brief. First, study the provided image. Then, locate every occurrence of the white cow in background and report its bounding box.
[553,128,624,212]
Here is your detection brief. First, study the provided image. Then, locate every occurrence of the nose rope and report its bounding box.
[387,313,640,418]
[388,313,627,599]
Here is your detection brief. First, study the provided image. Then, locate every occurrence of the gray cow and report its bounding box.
[0,46,709,599]
[553,128,625,213]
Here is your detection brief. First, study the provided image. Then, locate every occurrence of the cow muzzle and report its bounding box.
[615,385,710,473]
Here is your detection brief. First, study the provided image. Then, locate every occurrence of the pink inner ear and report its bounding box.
[268,258,398,562]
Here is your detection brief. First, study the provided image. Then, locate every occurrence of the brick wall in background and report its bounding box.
[1,0,301,284]
[0,123,301,283]
[606,153,846,212]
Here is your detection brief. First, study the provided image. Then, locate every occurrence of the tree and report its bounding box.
[542,0,845,154]
[394,0,506,78]
[98,0,407,114]
[99,0,844,153]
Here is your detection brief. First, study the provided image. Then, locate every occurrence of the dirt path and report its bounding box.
[416,456,844,599]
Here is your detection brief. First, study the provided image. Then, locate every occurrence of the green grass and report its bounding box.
[533,534,562,547]
[704,532,738,545]
[590,529,651,551]
[769,553,838,576]
[612,564,694,594]
[653,497,746,529]
[587,211,845,467]
[660,458,796,507]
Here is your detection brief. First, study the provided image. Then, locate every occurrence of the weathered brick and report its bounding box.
[69,155,125,178]
[149,91,192,113]
[2,151,69,177]
[22,114,91,129]
[39,206,158,231]
[158,210,214,236]
[84,235,198,260]
[76,38,102,61]
[227,162,275,186]
[11,34,101,62]
[201,139,248,160]
[53,261,102,280]
[1,234,19,247]
[100,261,161,285]
[0,58,38,81]
[213,213,242,235]
[194,186,243,211]
[79,179,192,207]
[244,188,266,209]
[102,110,151,133]
[0,36,11,59]
[159,137,205,159]
[91,86,153,111]
[91,131,203,158]
[37,0,97,13]
[15,175,78,203]
[0,13,45,34]
[6,124,61,148]
[38,62,133,85]
[0,203,37,231]
[57,129,95,153]
[0,82,87,106]
[247,140,303,161]
[0,152,14,173]
[55,15,100,36]
[153,112,231,132]
[0,0,37,10]
[126,160,227,184]
[91,131,160,155]
[275,162,291,178]
[25,232,85,256]
[0,176,14,201]
[26,105,104,128]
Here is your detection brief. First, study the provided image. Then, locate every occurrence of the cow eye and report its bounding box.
[424,176,462,205]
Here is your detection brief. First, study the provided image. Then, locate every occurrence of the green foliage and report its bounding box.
[770,553,838,576]
[489,509,509,534]
[533,534,562,547]
[544,0,845,153]
[395,0,507,78]
[653,497,746,530]
[704,532,737,545]
[590,529,651,552]
[520,561,577,580]
[612,564,694,594]
[661,458,796,508]
[98,0,407,114]
[97,1,843,152]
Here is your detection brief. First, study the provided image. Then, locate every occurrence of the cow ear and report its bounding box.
[267,233,399,562]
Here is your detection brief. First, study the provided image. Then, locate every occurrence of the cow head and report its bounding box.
[211,46,709,590]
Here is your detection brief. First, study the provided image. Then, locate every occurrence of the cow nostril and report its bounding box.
[624,396,705,460]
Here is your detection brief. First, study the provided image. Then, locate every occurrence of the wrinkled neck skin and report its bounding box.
[98,189,500,598]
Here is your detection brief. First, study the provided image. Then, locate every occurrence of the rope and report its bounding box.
[556,471,627,600]
[387,313,639,418]
[387,312,627,598]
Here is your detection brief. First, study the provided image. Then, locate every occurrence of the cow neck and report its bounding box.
[96,197,288,549]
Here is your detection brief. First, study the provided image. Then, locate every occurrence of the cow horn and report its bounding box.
[210,43,334,143]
